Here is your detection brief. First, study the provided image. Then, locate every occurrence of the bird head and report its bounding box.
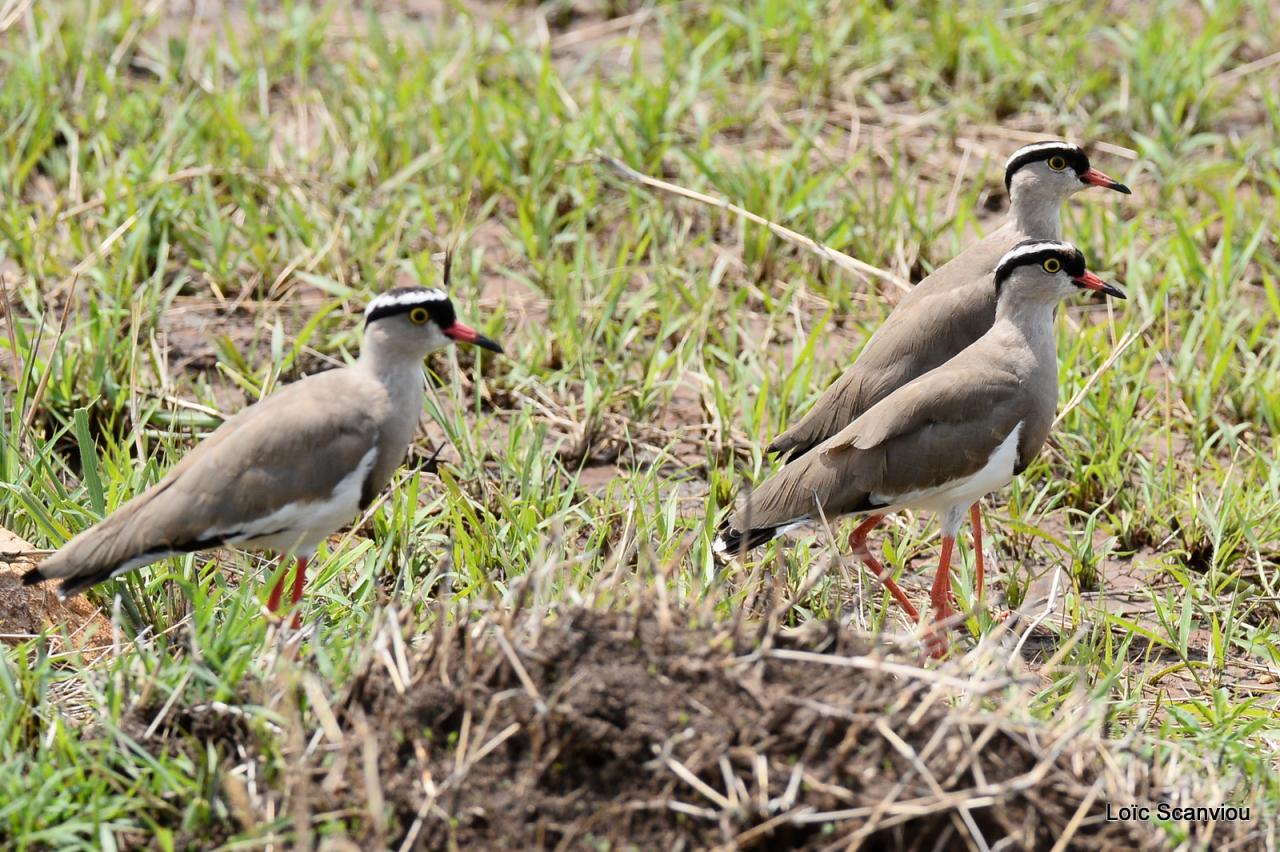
[994,239,1125,304]
[1004,141,1130,205]
[364,287,504,358]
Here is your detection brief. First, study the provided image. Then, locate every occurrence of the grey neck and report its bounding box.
[1008,187,1064,239]
[993,295,1060,373]
[356,328,429,402]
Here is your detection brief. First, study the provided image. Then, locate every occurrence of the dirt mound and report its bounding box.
[0,526,112,658]
[314,604,1213,850]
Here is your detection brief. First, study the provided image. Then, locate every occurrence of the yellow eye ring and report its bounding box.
[1043,258,1062,273]
[408,307,430,325]
[1047,156,1067,171]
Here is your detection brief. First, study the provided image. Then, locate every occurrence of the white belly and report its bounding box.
[874,422,1023,515]
[203,447,377,558]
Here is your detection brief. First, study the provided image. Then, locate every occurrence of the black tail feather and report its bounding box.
[22,535,228,600]
[24,563,117,599]
[766,438,819,462]
[764,439,790,457]
[713,523,782,557]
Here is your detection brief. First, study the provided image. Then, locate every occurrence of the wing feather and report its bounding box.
[32,369,388,591]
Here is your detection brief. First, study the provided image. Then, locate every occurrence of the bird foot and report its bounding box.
[931,598,958,626]
[264,608,303,633]
[921,602,959,658]
[923,628,949,659]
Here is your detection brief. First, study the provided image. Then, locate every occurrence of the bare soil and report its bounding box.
[300,604,1229,850]
[0,526,112,658]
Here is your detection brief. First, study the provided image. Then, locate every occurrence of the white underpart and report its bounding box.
[715,424,1025,552]
[364,288,448,317]
[873,421,1024,536]
[1004,141,1081,170]
[202,445,379,558]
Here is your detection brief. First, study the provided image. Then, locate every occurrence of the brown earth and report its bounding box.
[0,526,112,658]
[292,604,1246,851]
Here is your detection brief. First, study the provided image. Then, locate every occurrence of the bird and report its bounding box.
[765,141,1130,601]
[23,286,503,628]
[714,240,1124,653]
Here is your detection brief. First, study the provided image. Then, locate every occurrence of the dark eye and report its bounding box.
[1042,258,1062,273]
[1047,156,1067,171]
[408,307,430,325]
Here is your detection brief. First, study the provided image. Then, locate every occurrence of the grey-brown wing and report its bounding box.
[823,358,1027,496]
[738,364,1022,536]
[768,228,1018,459]
[34,369,386,589]
[729,443,882,535]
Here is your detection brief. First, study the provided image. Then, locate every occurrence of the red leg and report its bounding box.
[290,556,308,605]
[930,535,957,624]
[969,503,985,606]
[849,515,920,622]
[923,536,958,658]
[266,558,287,613]
[288,556,308,630]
